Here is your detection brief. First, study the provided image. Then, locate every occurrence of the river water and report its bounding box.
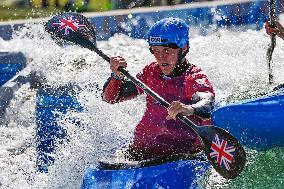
[0,22,283,188]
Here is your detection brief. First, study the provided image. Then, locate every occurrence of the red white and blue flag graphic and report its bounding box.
[210,134,236,170]
[52,16,86,35]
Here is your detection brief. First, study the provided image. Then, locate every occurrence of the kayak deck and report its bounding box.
[212,90,284,150]
[82,153,209,189]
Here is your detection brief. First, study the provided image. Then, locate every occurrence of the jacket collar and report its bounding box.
[160,59,191,79]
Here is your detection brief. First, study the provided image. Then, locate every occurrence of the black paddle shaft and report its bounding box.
[91,47,201,130]
[45,12,246,179]
[89,43,201,131]
[89,43,200,132]
[267,0,276,84]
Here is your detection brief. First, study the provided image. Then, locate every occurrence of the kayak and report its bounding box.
[0,52,26,86]
[81,154,209,189]
[212,88,284,151]
[36,84,83,173]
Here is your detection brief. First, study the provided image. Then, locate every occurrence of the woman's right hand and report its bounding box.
[110,56,127,79]
[265,21,284,40]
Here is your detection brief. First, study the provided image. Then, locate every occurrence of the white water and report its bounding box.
[0,21,284,188]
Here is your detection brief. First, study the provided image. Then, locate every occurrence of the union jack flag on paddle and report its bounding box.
[51,16,86,35]
[210,133,236,170]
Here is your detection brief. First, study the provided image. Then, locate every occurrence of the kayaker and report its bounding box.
[102,17,215,160]
[265,20,284,40]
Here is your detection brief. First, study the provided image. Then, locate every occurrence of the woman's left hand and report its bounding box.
[166,101,194,120]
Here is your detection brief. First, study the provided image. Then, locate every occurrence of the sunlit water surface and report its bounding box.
[0,22,284,188]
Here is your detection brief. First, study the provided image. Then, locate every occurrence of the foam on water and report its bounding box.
[0,21,284,188]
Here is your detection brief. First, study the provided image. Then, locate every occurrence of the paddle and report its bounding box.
[267,0,276,85]
[45,12,246,179]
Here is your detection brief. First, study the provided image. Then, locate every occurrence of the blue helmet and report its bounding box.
[148,17,189,48]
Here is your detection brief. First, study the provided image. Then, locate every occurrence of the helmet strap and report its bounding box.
[172,45,189,70]
[178,44,189,65]
[167,45,189,77]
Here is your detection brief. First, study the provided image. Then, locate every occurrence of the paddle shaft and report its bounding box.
[267,0,276,85]
[45,12,246,179]
[89,45,200,131]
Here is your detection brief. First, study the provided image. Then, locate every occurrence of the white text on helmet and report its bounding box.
[150,36,162,44]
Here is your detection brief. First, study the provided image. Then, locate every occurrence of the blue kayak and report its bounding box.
[212,89,284,151]
[81,154,209,189]
[36,84,83,173]
[0,52,26,86]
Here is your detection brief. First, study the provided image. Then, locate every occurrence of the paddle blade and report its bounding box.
[45,12,97,49]
[198,126,246,179]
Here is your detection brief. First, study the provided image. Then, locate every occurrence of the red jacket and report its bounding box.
[103,62,214,159]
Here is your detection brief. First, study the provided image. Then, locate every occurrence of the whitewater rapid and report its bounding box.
[0,21,284,188]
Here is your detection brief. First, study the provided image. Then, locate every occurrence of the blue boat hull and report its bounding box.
[0,52,26,86]
[81,159,209,189]
[212,91,284,150]
[36,84,83,173]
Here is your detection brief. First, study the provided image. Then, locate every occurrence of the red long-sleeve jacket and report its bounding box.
[103,61,214,159]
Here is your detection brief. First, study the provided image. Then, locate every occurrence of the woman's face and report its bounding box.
[150,46,183,75]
